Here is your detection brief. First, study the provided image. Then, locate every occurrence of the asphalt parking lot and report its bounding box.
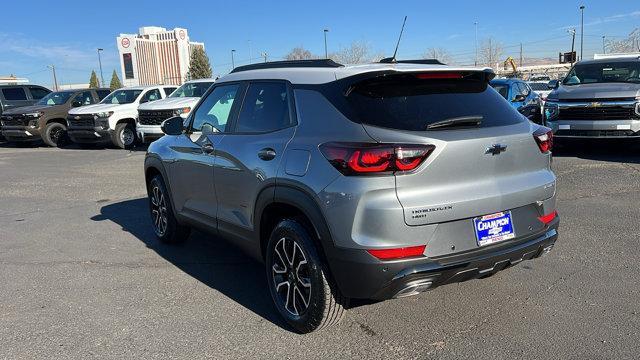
[1,140,639,359]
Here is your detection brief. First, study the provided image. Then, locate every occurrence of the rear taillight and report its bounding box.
[367,245,426,260]
[533,127,553,153]
[538,210,558,225]
[319,143,435,175]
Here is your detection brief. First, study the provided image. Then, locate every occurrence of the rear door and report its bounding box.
[345,72,555,252]
[213,81,296,238]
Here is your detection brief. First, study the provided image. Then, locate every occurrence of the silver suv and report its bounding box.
[144,60,559,333]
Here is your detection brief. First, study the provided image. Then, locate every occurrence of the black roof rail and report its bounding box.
[230,59,344,73]
[379,58,445,65]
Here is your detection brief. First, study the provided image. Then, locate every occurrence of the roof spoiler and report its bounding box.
[231,59,344,73]
[379,58,445,65]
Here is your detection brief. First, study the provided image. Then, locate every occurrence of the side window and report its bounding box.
[517,83,529,96]
[2,87,27,101]
[190,84,240,134]
[28,87,50,100]
[142,89,161,102]
[96,90,111,100]
[73,91,95,105]
[164,87,177,96]
[236,82,291,133]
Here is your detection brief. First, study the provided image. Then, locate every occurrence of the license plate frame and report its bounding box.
[474,211,516,247]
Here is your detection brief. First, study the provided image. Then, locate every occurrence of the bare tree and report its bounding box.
[423,47,454,64]
[478,38,503,68]
[606,28,640,53]
[285,46,317,61]
[329,41,378,64]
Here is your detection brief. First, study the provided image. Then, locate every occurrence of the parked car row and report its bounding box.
[0,79,215,148]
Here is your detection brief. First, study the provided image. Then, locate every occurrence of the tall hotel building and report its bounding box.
[116,26,205,86]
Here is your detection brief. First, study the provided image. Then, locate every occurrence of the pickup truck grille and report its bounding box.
[139,110,174,125]
[1,114,28,126]
[558,106,638,120]
[67,114,96,127]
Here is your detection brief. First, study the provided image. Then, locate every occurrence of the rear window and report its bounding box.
[2,87,27,101]
[345,73,521,131]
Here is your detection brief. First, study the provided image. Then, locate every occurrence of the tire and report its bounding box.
[148,174,190,244]
[265,219,347,333]
[112,122,136,149]
[43,122,68,147]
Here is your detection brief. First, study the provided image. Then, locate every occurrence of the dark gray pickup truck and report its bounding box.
[543,57,640,138]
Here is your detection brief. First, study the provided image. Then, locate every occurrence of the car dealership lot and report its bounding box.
[0,141,639,359]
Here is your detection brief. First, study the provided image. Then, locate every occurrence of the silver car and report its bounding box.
[144,60,559,333]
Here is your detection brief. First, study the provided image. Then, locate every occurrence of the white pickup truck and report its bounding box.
[66,86,173,149]
[136,78,215,143]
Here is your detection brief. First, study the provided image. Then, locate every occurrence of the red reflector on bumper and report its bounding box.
[367,245,426,260]
[538,210,558,224]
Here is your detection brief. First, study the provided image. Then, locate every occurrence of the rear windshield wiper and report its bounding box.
[426,115,483,130]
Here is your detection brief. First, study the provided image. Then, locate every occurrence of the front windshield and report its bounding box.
[169,82,214,98]
[101,89,143,104]
[563,61,640,85]
[490,84,510,99]
[36,91,74,106]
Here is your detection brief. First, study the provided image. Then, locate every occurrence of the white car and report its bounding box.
[136,78,215,143]
[66,86,172,149]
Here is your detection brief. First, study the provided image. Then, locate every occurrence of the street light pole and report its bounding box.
[323,29,329,59]
[602,36,606,54]
[474,22,478,67]
[47,65,58,91]
[97,48,104,87]
[568,29,576,65]
[580,5,585,61]
[231,49,236,69]
[248,40,252,64]
[260,52,268,63]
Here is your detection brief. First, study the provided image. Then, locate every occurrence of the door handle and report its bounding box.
[258,148,276,161]
[202,143,214,154]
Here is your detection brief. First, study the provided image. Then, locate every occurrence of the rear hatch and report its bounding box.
[344,70,556,255]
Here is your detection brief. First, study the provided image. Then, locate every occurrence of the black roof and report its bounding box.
[230,59,344,73]
[577,56,640,65]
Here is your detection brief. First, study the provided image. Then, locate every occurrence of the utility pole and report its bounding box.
[602,36,606,54]
[231,49,236,69]
[579,5,585,60]
[474,21,478,66]
[97,48,104,87]
[260,52,268,63]
[323,29,329,59]
[519,43,523,67]
[47,65,58,91]
[248,40,252,64]
[488,38,492,69]
[568,29,576,65]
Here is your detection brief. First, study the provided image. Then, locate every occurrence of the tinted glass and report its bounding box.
[564,61,640,85]
[73,91,95,105]
[164,87,177,96]
[236,82,290,133]
[191,84,240,133]
[36,91,74,105]
[346,74,522,131]
[96,90,111,100]
[169,82,214,98]
[28,87,50,100]
[2,87,27,101]
[142,89,161,102]
[101,89,143,104]
[123,53,134,79]
[490,84,509,99]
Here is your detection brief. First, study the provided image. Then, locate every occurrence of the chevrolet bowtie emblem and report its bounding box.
[74,116,80,120]
[486,144,507,155]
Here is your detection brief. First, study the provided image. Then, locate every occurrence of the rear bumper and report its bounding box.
[326,219,559,300]
[68,126,112,143]
[1,126,41,141]
[547,119,640,138]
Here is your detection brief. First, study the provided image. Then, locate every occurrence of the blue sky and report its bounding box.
[1,0,639,88]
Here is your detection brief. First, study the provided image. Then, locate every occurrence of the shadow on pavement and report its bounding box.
[553,138,640,164]
[91,197,288,330]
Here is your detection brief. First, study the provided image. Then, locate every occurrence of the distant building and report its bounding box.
[116,26,205,86]
[0,75,29,85]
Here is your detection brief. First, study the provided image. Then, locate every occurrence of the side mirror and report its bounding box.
[161,116,184,135]
[71,100,82,107]
[513,94,526,102]
[548,80,559,89]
